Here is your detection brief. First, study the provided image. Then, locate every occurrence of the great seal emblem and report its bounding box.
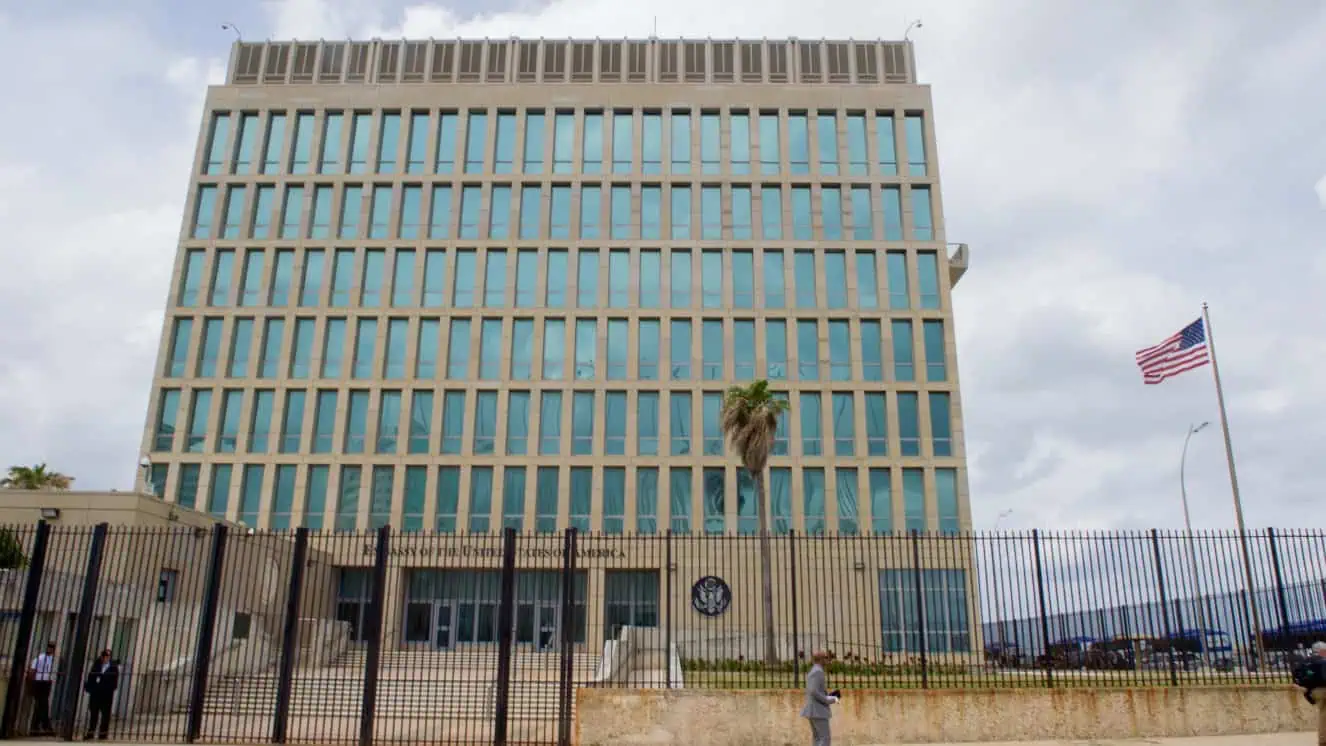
[690,575,732,617]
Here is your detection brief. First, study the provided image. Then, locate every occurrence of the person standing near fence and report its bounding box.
[82,649,119,741]
[27,641,57,735]
[1292,641,1326,745]
[800,650,840,746]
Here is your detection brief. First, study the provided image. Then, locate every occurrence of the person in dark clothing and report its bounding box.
[1292,642,1326,746]
[82,650,118,741]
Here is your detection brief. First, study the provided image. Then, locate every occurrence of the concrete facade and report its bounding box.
[128,37,974,658]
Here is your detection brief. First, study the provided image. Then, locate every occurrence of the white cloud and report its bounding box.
[1316,174,1326,208]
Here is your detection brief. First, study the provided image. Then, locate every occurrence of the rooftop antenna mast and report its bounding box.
[652,17,658,38]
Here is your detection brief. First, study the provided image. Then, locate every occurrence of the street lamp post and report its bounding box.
[1180,422,1211,664]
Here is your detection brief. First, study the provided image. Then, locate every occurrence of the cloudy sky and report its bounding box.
[1,0,1323,533]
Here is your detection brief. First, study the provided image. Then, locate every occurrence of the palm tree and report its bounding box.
[1,463,74,491]
[720,380,790,666]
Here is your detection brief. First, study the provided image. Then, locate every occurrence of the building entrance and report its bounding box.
[403,569,586,649]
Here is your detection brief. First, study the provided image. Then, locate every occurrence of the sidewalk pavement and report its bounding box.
[927,735,1313,745]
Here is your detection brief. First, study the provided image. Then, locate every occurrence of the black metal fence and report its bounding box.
[0,523,1321,745]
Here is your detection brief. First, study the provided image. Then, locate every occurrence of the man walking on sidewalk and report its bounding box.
[800,650,839,746]
[1293,641,1326,746]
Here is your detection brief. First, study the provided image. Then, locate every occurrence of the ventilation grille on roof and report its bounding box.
[319,42,345,81]
[376,42,399,82]
[517,41,540,81]
[402,42,427,82]
[458,41,483,81]
[263,43,290,82]
[599,42,622,82]
[627,41,648,81]
[431,41,455,81]
[544,42,566,80]
[740,42,762,82]
[233,44,262,83]
[346,42,371,82]
[854,43,878,83]
[571,42,594,81]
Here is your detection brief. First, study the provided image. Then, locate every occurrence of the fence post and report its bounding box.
[1149,529,1179,686]
[789,530,800,683]
[909,530,929,689]
[272,528,309,744]
[556,528,579,746]
[663,530,673,691]
[57,523,110,741]
[1,521,51,739]
[185,524,229,744]
[1030,530,1053,687]
[493,528,518,746]
[357,526,390,746]
[1265,528,1292,636]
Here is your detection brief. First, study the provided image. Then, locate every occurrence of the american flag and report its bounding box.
[1135,318,1210,385]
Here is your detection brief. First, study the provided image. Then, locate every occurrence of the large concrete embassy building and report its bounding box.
[134,37,975,656]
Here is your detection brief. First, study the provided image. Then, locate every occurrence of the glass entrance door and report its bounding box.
[537,605,558,651]
[434,602,455,649]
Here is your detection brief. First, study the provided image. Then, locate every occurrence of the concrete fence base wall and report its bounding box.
[574,686,1315,745]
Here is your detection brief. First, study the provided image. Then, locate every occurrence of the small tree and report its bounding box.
[720,380,790,666]
[1,463,74,491]
[0,528,27,570]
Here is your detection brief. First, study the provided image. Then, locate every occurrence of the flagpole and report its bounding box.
[1201,301,1265,668]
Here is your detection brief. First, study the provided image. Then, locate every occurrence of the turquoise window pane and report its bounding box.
[788,114,810,174]
[579,186,601,239]
[350,319,377,379]
[468,467,493,533]
[519,186,541,240]
[227,318,253,378]
[869,469,892,532]
[549,186,571,239]
[865,392,888,457]
[700,187,721,240]
[918,251,941,309]
[339,185,361,239]
[333,465,360,531]
[877,114,898,175]
[669,250,691,308]
[239,250,264,307]
[734,320,755,379]
[344,390,369,454]
[611,111,632,173]
[669,467,691,534]
[234,114,258,173]
[642,113,662,174]
[836,468,859,535]
[538,391,562,455]
[641,186,661,239]
[542,319,565,379]
[732,187,752,239]
[701,251,722,308]
[208,465,232,520]
[385,318,408,379]
[936,469,959,535]
[574,319,596,379]
[898,393,920,457]
[192,186,217,239]
[892,320,915,382]
[552,113,574,174]
[408,390,433,454]
[856,252,879,309]
[489,185,511,239]
[403,466,427,532]
[535,467,558,533]
[702,393,722,456]
[636,468,659,534]
[187,390,212,452]
[604,391,627,456]
[261,113,286,175]
[758,114,779,175]
[502,467,526,530]
[523,111,545,173]
[279,186,303,239]
[436,112,458,173]
[802,468,826,534]
[887,251,909,309]
[258,319,284,378]
[797,319,819,380]
[606,319,628,379]
[300,250,324,307]
[669,112,690,174]
[252,186,276,239]
[794,251,816,309]
[582,113,603,174]
[846,114,868,176]
[609,250,630,308]
[763,250,785,308]
[770,468,791,534]
[610,187,632,240]
[638,319,660,380]
[176,464,200,510]
[824,252,848,309]
[197,318,222,378]
[730,113,751,174]
[861,320,883,383]
[321,318,346,377]
[303,465,328,530]
[347,113,370,173]
[602,468,625,533]
[270,250,294,306]
[312,391,337,453]
[924,320,947,381]
[851,186,874,240]
[429,185,452,239]
[221,185,246,239]
[905,114,927,176]
[816,112,839,175]
[479,318,503,380]
[320,112,344,173]
[640,251,661,308]
[392,249,416,307]
[441,391,466,454]
[464,111,488,173]
[912,186,933,241]
[765,320,787,380]
[506,391,530,455]
[459,186,482,239]
[515,250,537,308]
[701,320,723,380]
[732,251,754,309]
[436,466,460,533]
[882,187,903,241]
[152,389,180,452]
[484,249,507,307]
[368,186,391,239]
[637,392,659,456]
[399,186,422,239]
[406,112,429,173]
[702,468,724,535]
[791,187,812,240]
[217,390,243,453]
[700,114,720,174]
[179,250,204,307]
[929,392,952,457]
[571,392,595,455]
[270,465,296,529]
[822,189,845,252]
[473,391,498,454]
[569,468,591,531]
[280,390,305,453]
[670,186,691,239]
[166,318,193,377]
[360,250,385,307]
[670,321,691,381]
[800,393,823,457]
[832,392,856,456]
[576,250,599,308]
[902,468,925,531]
[423,250,446,307]
[447,319,471,378]
[452,249,476,308]
[290,113,314,174]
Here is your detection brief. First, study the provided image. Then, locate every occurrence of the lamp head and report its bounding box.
[1193,421,1211,434]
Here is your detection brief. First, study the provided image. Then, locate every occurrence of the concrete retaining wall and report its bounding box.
[574,686,1315,745]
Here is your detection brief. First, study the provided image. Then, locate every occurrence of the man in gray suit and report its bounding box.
[800,650,839,746]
